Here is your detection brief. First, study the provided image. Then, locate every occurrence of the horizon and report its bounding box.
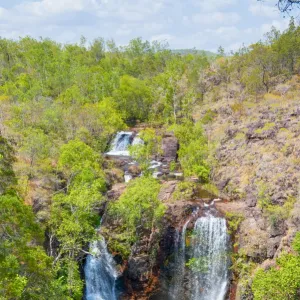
[0,0,296,52]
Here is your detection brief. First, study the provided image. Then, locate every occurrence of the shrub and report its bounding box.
[252,233,300,300]
[170,121,210,182]
[172,181,196,202]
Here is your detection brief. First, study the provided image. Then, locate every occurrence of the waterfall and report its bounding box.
[106,131,133,156]
[188,214,229,300]
[84,239,118,300]
[169,220,190,299]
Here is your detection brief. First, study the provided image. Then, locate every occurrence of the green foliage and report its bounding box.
[49,140,106,298]
[0,137,16,193]
[51,140,105,254]
[201,109,217,124]
[231,250,257,298]
[172,181,196,201]
[292,232,300,254]
[20,127,52,176]
[252,252,300,300]
[201,183,219,196]
[254,122,276,134]
[129,128,162,172]
[113,75,153,123]
[186,257,209,273]
[225,212,244,235]
[109,177,165,255]
[171,121,210,182]
[169,160,176,172]
[0,194,56,299]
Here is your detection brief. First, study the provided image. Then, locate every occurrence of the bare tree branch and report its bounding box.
[259,0,300,12]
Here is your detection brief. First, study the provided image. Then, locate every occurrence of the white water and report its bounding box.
[169,220,190,299]
[106,131,133,156]
[124,172,132,183]
[84,239,118,300]
[189,214,229,300]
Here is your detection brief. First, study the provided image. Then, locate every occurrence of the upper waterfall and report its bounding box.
[106,131,144,157]
[188,213,230,300]
[106,131,133,157]
[84,239,119,300]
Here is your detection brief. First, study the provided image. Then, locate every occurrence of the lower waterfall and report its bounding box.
[169,220,190,299]
[84,239,118,300]
[188,213,229,300]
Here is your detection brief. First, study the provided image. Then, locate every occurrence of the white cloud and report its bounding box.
[193,0,237,12]
[150,33,174,43]
[205,26,240,42]
[192,12,241,26]
[0,0,291,52]
[249,3,279,18]
[16,0,99,16]
[260,19,289,34]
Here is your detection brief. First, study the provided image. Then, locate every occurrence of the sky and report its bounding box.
[0,0,294,52]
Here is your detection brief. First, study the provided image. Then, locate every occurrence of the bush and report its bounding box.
[172,181,196,202]
[252,233,300,300]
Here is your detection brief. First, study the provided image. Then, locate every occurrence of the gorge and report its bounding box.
[83,132,231,300]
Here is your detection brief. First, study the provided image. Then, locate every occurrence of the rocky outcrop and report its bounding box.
[103,179,212,299]
[198,78,300,299]
[160,132,178,163]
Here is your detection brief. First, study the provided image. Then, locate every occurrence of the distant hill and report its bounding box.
[171,49,216,57]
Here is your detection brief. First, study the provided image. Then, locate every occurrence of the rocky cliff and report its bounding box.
[198,76,300,298]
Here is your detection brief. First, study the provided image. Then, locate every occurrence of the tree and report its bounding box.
[49,140,106,298]
[20,128,51,177]
[258,0,300,12]
[113,75,153,123]
[77,98,125,151]
[109,177,165,240]
[170,121,210,182]
[275,0,300,12]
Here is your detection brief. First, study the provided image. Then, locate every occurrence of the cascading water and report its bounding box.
[188,213,229,300]
[169,220,190,299]
[84,239,118,300]
[106,131,133,156]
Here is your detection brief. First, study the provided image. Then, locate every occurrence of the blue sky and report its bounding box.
[0,0,293,52]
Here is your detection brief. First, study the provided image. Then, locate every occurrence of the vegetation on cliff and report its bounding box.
[252,233,300,300]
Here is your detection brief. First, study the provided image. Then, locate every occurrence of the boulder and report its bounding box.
[127,255,150,285]
[267,236,282,258]
[161,133,178,163]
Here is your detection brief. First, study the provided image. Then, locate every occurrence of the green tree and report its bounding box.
[20,127,51,176]
[113,75,153,123]
[171,121,210,182]
[49,140,106,298]
[109,177,165,241]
